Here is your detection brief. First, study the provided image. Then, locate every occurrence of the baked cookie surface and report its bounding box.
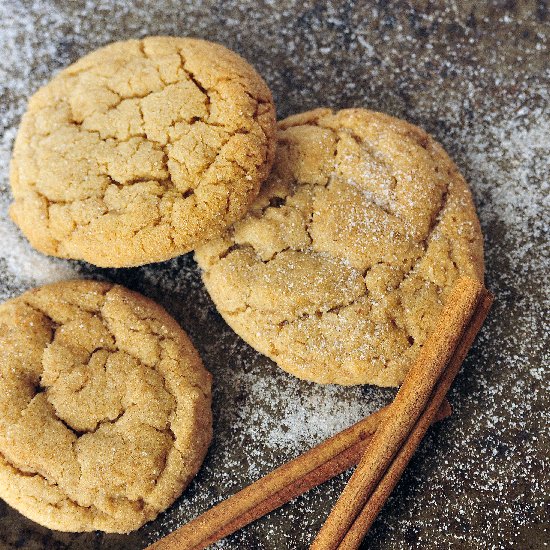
[0,280,212,533]
[10,36,276,267]
[196,108,484,386]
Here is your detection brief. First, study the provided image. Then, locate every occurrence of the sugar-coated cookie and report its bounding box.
[10,37,276,267]
[0,280,212,532]
[196,108,484,386]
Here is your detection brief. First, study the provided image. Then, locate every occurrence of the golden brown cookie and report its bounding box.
[196,108,484,387]
[0,280,212,533]
[10,36,276,267]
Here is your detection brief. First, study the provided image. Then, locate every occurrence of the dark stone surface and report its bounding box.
[0,1,547,549]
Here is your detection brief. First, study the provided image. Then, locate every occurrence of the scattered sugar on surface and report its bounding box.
[232,368,386,457]
[0,1,548,549]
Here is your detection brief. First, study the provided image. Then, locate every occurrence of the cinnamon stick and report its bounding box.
[310,276,485,550]
[337,289,493,550]
[146,402,451,550]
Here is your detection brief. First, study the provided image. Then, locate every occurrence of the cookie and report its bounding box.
[10,36,276,267]
[0,280,212,533]
[196,108,484,387]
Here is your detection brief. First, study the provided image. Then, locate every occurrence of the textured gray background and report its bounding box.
[0,1,548,549]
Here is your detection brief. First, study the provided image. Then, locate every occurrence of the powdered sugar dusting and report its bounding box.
[0,1,548,549]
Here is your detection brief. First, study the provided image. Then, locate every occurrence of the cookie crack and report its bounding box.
[176,50,211,119]
[277,282,369,329]
[100,293,205,407]
[0,448,99,512]
[18,288,179,448]
[396,184,450,292]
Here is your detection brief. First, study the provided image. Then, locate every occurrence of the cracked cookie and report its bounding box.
[195,108,484,386]
[10,36,276,267]
[0,280,212,532]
